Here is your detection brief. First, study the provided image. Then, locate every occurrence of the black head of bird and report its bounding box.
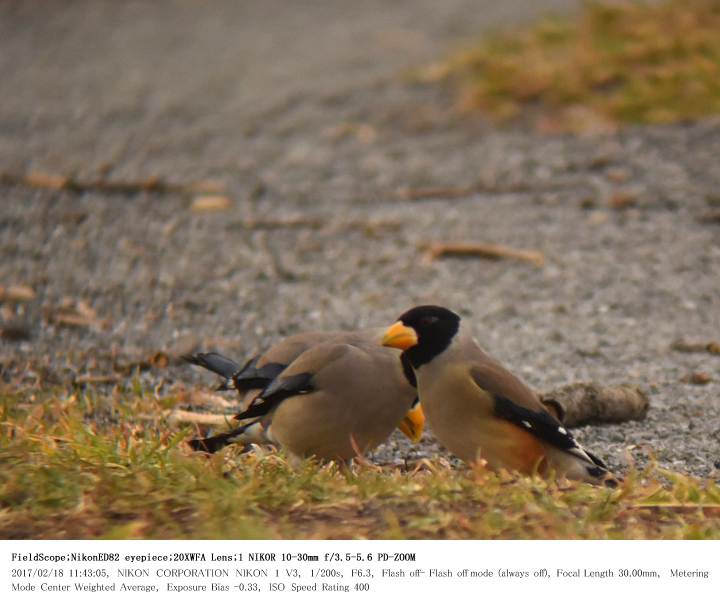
[381,305,461,369]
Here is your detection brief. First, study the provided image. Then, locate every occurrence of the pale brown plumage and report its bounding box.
[185,330,423,460]
[236,331,352,412]
[184,330,371,411]
[260,339,417,460]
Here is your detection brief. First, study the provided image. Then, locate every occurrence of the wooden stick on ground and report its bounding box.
[423,242,546,267]
[166,410,236,427]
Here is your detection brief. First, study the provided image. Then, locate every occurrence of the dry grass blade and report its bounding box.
[423,242,545,267]
[45,298,106,330]
[682,371,713,385]
[73,374,120,386]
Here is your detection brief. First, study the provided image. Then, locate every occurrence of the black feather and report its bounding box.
[584,449,610,471]
[493,395,607,469]
[400,352,417,388]
[182,351,241,379]
[234,372,315,421]
[231,357,287,391]
[586,464,607,478]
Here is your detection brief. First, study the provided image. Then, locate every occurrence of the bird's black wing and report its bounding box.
[493,395,608,470]
[232,357,288,391]
[234,372,315,421]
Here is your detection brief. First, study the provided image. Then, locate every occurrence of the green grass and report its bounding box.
[424,0,720,131]
[2,384,719,539]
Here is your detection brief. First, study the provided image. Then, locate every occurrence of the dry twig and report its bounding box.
[72,374,120,386]
[166,410,235,427]
[423,242,545,267]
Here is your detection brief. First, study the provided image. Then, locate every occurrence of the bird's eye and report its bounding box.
[420,316,439,326]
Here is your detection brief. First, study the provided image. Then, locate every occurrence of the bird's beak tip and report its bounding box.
[398,404,425,442]
[381,321,418,350]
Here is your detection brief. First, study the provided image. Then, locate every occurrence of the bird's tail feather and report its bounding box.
[543,446,620,487]
[182,352,241,380]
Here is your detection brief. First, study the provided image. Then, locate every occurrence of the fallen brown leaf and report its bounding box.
[52,312,96,328]
[587,210,609,225]
[682,371,712,385]
[0,321,32,342]
[1,305,12,322]
[606,168,630,184]
[191,195,232,213]
[45,299,105,330]
[23,171,69,190]
[150,352,169,368]
[0,284,36,302]
[608,190,638,209]
[697,211,720,224]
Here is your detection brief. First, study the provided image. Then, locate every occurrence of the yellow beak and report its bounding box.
[381,321,418,350]
[397,402,425,443]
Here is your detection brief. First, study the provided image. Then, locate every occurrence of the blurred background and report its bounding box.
[1,0,719,476]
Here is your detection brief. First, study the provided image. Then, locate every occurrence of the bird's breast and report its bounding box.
[416,362,544,472]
